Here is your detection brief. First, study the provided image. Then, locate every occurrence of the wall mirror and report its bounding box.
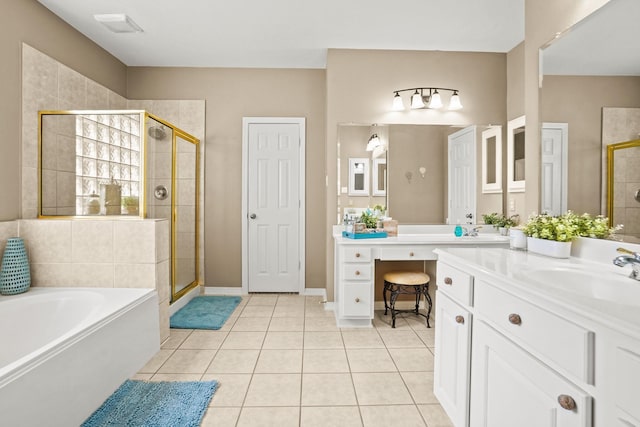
[348,158,369,196]
[481,126,502,194]
[337,123,505,225]
[372,158,387,196]
[507,115,525,192]
[607,139,640,240]
[540,0,640,241]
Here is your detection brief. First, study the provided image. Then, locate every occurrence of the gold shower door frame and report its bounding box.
[144,113,200,303]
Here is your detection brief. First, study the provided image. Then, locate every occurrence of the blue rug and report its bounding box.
[82,380,218,427]
[170,295,242,330]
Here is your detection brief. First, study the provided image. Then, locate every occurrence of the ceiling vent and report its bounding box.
[94,14,143,33]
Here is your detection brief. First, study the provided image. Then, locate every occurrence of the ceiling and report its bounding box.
[37,0,524,68]
[542,0,640,76]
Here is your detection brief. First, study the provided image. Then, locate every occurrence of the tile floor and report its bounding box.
[135,294,454,427]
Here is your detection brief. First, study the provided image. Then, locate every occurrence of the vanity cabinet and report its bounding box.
[434,290,472,427]
[434,253,597,427]
[470,320,592,427]
[613,343,640,425]
[337,246,374,320]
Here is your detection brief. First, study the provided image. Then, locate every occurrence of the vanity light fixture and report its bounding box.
[392,87,462,111]
[366,133,381,152]
[94,14,144,33]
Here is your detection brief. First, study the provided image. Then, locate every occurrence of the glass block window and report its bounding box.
[75,113,142,214]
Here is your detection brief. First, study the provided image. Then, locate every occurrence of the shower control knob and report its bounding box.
[250,213,257,219]
[154,185,168,200]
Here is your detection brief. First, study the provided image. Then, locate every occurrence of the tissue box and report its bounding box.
[382,220,398,236]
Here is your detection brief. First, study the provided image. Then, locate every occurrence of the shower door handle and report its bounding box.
[249,213,257,219]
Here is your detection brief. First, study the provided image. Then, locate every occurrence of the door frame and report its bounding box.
[241,117,306,294]
[541,122,568,215]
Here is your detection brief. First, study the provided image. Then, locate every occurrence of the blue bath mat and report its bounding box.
[82,380,218,427]
[170,295,242,329]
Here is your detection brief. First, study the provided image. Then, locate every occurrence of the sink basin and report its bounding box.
[516,266,640,306]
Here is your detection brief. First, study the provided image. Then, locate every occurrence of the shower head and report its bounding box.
[148,125,167,140]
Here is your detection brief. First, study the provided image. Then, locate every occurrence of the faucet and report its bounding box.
[462,226,482,237]
[613,247,640,281]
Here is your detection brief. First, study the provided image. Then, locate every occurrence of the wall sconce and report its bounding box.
[392,87,462,111]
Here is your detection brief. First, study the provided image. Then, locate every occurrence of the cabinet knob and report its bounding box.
[557,394,576,411]
[355,298,360,303]
[355,253,361,258]
[455,315,465,324]
[355,270,361,276]
[444,277,453,285]
[508,313,522,325]
[409,251,415,257]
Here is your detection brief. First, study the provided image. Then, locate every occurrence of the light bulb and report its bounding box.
[428,90,443,109]
[410,90,424,109]
[392,92,405,111]
[449,91,463,110]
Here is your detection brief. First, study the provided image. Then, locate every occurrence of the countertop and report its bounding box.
[334,233,510,245]
[435,247,640,340]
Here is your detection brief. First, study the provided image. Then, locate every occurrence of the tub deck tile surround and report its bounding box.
[136,294,453,427]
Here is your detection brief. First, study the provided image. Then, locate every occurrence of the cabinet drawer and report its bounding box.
[475,281,594,384]
[436,262,474,306]
[342,247,371,262]
[615,347,640,421]
[343,264,372,281]
[341,283,372,317]
[379,246,437,260]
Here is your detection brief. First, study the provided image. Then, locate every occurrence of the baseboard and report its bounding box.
[203,286,243,296]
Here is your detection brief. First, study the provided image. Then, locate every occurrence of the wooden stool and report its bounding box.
[383,271,432,328]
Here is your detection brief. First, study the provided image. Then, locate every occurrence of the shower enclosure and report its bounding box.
[38,110,200,302]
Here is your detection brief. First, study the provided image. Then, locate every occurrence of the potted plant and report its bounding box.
[482,213,500,226]
[359,210,379,229]
[122,196,139,216]
[495,214,519,236]
[522,211,616,258]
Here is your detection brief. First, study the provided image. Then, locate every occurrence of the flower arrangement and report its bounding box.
[522,211,617,242]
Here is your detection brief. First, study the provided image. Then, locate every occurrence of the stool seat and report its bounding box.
[383,271,430,286]
[383,271,432,328]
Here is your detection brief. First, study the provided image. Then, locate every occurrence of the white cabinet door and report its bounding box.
[434,291,471,427]
[470,321,592,427]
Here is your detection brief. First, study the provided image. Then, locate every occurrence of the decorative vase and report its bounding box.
[0,237,31,295]
[526,237,572,259]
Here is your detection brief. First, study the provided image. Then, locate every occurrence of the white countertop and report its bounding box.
[435,247,640,339]
[334,232,510,245]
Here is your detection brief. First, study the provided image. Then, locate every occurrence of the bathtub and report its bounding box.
[0,287,159,427]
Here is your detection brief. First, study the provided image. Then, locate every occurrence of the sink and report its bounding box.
[515,266,640,306]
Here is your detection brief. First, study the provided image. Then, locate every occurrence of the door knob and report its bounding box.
[465,213,473,219]
[249,213,257,219]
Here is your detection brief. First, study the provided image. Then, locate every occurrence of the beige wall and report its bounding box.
[541,76,640,215]
[1,0,127,221]
[325,49,508,300]
[505,42,526,221]
[524,0,611,216]
[127,67,327,289]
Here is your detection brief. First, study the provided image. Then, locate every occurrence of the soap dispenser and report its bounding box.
[454,221,463,237]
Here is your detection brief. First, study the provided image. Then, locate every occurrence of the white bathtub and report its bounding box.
[0,287,159,427]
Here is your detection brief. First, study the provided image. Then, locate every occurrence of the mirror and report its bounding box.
[481,126,502,194]
[337,123,504,225]
[507,115,525,192]
[39,111,144,217]
[540,0,640,228]
[607,139,640,239]
[372,158,387,196]
[348,158,370,196]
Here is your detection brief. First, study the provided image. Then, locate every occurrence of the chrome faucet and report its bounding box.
[462,226,482,237]
[613,247,640,281]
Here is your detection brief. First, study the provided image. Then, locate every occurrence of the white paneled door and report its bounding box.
[243,118,305,293]
[448,126,477,225]
[541,123,568,216]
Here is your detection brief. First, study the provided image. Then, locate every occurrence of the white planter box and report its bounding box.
[527,237,572,259]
